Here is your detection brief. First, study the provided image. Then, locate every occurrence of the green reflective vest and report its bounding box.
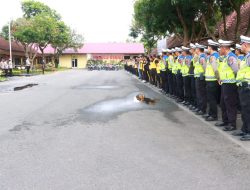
[172,59,178,74]
[218,58,236,84]
[194,61,204,78]
[205,59,217,81]
[236,57,249,85]
[160,60,166,71]
[168,56,174,70]
[239,58,247,70]
[181,64,189,77]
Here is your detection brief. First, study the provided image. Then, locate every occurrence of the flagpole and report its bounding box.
[8,19,12,61]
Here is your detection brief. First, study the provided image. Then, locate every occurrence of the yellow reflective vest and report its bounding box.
[218,55,236,84]
[150,59,157,69]
[168,55,174,71]
[156,62,161,74]
[205,62,216,81]
[236,57,249,85]
[181,64,189,77]
[160,60,166,71]
[194,54,205,78]
[194,62,204,78]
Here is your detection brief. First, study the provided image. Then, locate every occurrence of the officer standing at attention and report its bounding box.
[194,43,207,115]
[233,35,250,140]
[175,47,185,102]
[160,49,168,93]
[139,56,143,80]
[167,49,175,96]
[172,48,178,98]
[181,46,192,106]
[189,43,198,110]
[215,40,239,131]
[156,55,162,88]
[149,55,157,85]
[204,40,220,121]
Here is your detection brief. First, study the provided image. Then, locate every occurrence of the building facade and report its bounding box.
[0,39,144,69]
[57,43,144,69]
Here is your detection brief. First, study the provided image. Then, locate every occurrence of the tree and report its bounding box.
[141,32,158,54]
[1,18,39,67]
[52,28,84,68]
[228,0,247,41]
[21,0,61,19]
[215,0,232,39]
[131,0,245,47]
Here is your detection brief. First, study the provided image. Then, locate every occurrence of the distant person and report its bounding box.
[26,58,31,74]
[3,59,9,77]
[8,59,13,77]
[0,58,4,71]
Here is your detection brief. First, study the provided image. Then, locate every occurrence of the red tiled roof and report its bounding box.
[167,36,183,48]
[0,37,25,53]
[217,1,250,40]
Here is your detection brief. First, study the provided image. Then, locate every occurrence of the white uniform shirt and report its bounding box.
[26,59,31,66]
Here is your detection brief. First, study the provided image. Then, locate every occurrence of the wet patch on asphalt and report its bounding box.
[14,83,38,91]
[72,85,123,90]
[77,84,182,124]
[75,85,119,90]
[9,122,32,132]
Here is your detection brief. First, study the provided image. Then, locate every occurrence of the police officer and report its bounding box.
[156,55,162,88]
[172,48,178,98]
[194,43,207,115]
[150,55,157,86]
[160,50,168,93]
[233,35,250,140]
[167,49,175,96]
[215,40,239,131]
[189,43,198,110]
[204,40,220,121]
[143,56,150,83]
[175,47,185,102]
[138,56,143,80]
[181,46,192,105]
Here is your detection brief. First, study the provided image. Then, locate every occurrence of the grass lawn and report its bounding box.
[0,76,7,82]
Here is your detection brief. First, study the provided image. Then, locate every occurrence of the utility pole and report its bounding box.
[8,19,12,62]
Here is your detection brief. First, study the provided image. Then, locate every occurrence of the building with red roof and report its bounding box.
[59,43,144,68]
[0,39,144,68]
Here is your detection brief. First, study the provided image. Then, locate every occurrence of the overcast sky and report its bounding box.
[0,0,135,43]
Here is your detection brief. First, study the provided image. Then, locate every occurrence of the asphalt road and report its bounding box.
[0,70,250,190]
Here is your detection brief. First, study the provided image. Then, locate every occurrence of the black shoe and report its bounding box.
[205,116,218,122]
[193,108,200,113]
[215,122,228,127]
[184,102,190,106]
[181,101,186,104]
[177,99,183,103]
[190,106,196,111]
[232,130,246,137]
[202,114,210,119]
[223,125,236,131]
[196,111,205,115]
[192,106,197,109]
[240,134,250,141]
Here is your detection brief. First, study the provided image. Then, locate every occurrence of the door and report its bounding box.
[72,59,78,68]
